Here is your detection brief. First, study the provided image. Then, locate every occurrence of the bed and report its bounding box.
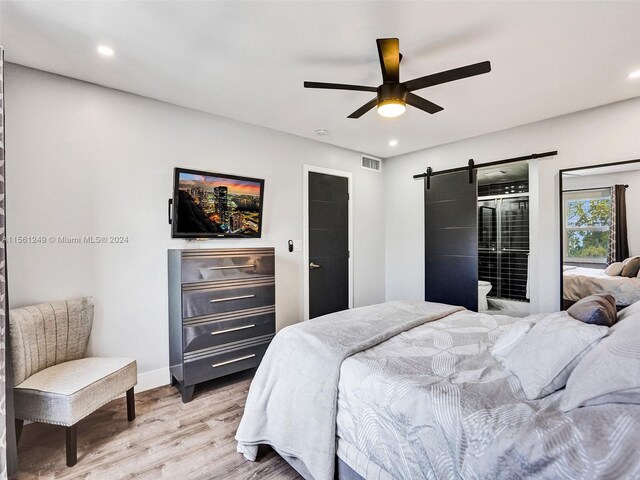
[235,301,640,480]
[563,266,640,306]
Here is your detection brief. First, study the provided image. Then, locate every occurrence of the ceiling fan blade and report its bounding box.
[376,38,400,83]
[304,81,377,92]
[404,61,491,92]
[347,98,378,118]
[406,93,444,114]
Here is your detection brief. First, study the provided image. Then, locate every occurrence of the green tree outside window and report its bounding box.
[564,195,611,261]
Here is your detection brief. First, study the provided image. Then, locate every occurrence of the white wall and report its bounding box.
[385,96,640,313]
[563,170,640,257]
[5,64,385,388]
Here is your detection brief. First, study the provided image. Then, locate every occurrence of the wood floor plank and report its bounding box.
[13,370,301,480]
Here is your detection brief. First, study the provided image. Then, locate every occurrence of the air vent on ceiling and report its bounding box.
[361,155,382,172]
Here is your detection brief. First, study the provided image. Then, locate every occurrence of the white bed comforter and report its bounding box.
[235,301,462,480]
[563,267,640,306]
[337,309,640,479]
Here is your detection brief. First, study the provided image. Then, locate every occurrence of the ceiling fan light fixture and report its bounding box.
[377,99,406,118]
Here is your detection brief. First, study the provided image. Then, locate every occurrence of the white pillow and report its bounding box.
[561,311,640,411]
[491,319,534,359]
[617,301,640,322]
[503,312,608,400]
[604,262,624,276]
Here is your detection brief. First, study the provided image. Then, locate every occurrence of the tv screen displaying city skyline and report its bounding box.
[173,168,264,238]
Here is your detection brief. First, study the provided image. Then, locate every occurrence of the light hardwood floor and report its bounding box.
[13,370,301,479]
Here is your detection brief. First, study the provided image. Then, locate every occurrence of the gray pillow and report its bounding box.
[561,309,640,410]
[567,294,617,327]
[621,257,640,277]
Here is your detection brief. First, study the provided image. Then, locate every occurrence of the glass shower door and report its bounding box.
[478,196,529,301]
[499,197,529,300]
[478,201,498,295]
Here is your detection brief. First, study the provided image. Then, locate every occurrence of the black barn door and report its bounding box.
[424,170,478,310]
[308,172,349,319]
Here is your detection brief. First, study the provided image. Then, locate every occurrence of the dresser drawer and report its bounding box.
[182,280,275,319]
[180,249,274,284]
[183,337,271,386]
[183,311,275,353]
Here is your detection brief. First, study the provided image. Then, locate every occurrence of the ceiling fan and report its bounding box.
[304,38,491,119]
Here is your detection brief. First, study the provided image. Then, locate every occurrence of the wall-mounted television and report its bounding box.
[172,167,265,238]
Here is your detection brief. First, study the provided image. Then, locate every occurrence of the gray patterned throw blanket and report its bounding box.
[337,310,640,480]
[235,301,463,480]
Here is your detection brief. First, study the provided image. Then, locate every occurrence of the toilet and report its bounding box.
[478,280,493,311]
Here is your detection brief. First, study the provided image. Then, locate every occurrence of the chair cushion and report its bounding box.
[14,357,136,426]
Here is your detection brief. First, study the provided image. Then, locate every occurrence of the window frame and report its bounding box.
[562,187,611,264]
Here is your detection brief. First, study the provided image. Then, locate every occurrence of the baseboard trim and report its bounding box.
[136,367,170,393]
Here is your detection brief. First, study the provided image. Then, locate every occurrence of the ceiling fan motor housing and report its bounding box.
[377,83,407,107]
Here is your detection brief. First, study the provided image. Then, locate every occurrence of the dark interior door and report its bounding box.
[308,172,349,319]
[424,170,478,311]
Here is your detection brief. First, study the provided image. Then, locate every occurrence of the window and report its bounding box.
[563,188,611,263]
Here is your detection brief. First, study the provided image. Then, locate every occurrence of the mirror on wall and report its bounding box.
[560,159,640,310]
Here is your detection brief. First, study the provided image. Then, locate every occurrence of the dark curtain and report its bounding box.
[609,184,629,263]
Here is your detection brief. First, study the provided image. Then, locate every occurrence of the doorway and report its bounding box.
[477,161,531,316]
[303,166,353,320]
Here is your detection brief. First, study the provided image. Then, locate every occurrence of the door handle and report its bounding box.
[309,262,321,270]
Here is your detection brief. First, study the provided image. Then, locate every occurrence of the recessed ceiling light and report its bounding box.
[314,129,328,136]
[388,139,398,147]
[628,70,640,79]
[97,45,115,57]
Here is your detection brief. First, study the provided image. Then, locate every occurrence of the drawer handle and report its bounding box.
[212,354,256,368]
[209,264,256,270]
[210,294,255,303]
[210,324,255,336]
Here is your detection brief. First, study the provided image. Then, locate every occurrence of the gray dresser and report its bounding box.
[168,247,275,402]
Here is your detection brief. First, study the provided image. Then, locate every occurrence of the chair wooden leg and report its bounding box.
[126,387,136,421]
[66,424,77,467]
[15,419,24,446]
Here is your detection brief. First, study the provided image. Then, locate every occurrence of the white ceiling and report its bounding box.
[2,1,640,158]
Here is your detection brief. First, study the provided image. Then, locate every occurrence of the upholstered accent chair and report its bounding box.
[9,297,137,466]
